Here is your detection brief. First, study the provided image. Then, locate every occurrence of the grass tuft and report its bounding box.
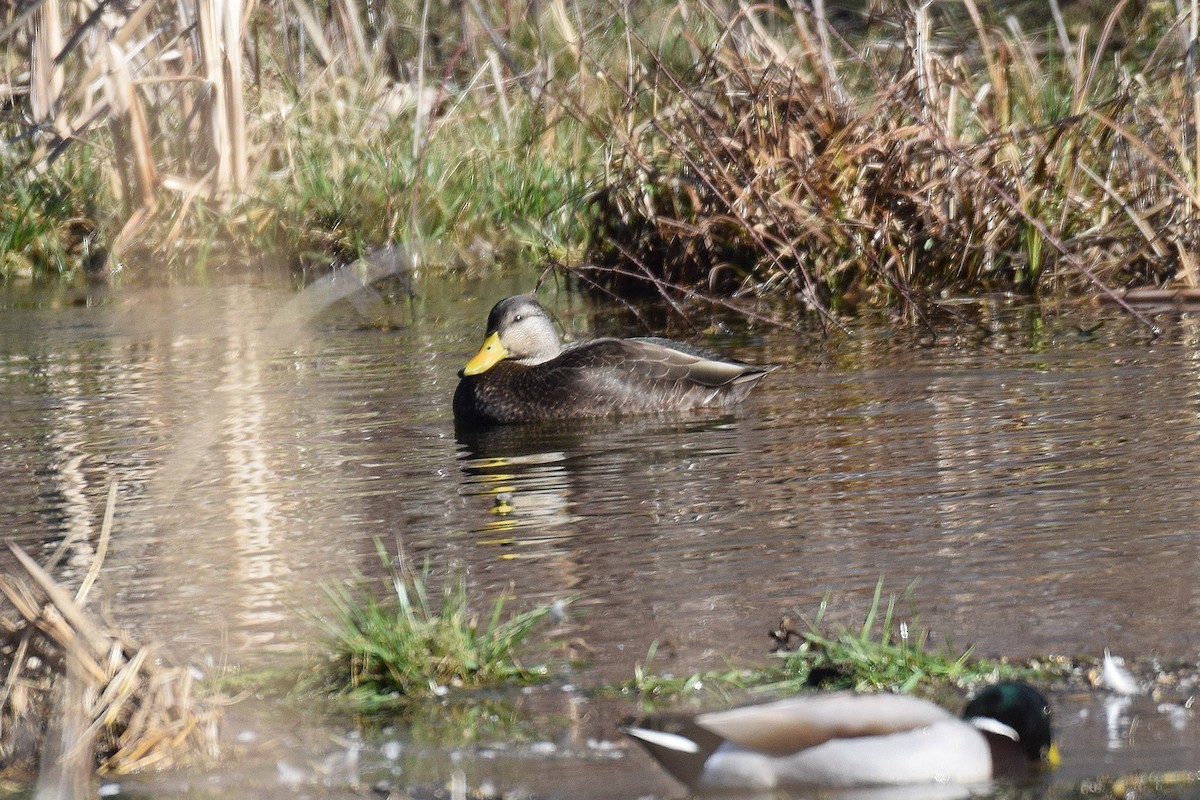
[315,541,562,709]
[620,579,1070,704]
[764,579,1062,694]
[0,148,110,280]
[621,641,755,703]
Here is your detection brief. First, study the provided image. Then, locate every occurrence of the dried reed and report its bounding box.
[6,0,1196,320]
[0,486,218,782]
[579,1,1196,325]
[3,0,574,270]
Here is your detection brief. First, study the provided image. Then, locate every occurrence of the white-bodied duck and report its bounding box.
[621,681,1059,794]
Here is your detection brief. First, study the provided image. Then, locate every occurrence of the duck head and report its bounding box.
[461,295,563,375]
[963,681,1060,768]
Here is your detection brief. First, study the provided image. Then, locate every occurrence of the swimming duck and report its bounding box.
[453,295,770,425]
[621,682,1059,793]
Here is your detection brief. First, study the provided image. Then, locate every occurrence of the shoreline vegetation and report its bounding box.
[2,1,1198,327]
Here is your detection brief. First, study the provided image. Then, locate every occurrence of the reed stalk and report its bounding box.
[197,0,247,201]
[30,0,64,134]
[104,40,159,214]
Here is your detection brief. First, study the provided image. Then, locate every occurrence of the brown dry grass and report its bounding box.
[0,485,218,785]
[2,0,594,274]
[579,0,1197,326]
[4,0,1198,328]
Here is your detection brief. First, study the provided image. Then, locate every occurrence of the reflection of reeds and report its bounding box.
[0,487,218,782]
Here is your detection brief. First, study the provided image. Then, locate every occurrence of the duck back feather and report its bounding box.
[622,683,1056,793]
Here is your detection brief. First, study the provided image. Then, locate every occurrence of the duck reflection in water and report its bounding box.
[456,412,755,546]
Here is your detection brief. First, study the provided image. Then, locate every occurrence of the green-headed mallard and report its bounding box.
[621,682,1059,793]
[453,295,770,426]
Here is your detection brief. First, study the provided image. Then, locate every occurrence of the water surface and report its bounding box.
[2,274,1199,798]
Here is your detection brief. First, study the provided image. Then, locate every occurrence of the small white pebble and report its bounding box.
[276,760,307,786]
[1159,703,1191,730]
[235,730,257,743]
[99,784,121,797]
[381,740,402,760]
[549,599,569,622]
[528,741,557,755]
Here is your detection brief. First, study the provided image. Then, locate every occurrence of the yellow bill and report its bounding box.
[1046,742,1062,769]
[462,332,509,375]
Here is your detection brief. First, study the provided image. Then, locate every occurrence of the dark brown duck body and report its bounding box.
[453,296,769,426]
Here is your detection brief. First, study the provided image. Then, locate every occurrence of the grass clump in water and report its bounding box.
[316,542,563,709]
[621,580,1069,703]
[764,580,1068,694]
[620,641,758,703]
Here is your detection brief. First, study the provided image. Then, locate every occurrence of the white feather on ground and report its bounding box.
[1100,649,1140,696]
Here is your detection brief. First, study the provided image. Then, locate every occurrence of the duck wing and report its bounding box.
[696,693,957,757]
[562,338,767,387]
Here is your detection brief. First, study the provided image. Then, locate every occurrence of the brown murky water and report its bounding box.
[3,272,1200,798]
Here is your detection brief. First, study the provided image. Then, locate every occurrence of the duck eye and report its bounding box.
[514,314,523,322]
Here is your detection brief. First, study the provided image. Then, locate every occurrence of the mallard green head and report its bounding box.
[963,681,1059,767]
[462,295,563,376]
